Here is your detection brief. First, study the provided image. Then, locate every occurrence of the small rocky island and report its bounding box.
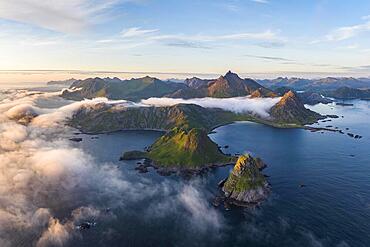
[222,155,270,206]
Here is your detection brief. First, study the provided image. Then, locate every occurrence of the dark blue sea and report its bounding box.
[65,100,370,247]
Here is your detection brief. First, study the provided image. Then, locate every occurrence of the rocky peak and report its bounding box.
[276,90,303,108]
[270,90,323,125]
[224,71,243,82]
[233,155,253,175]
[222,154,270,205]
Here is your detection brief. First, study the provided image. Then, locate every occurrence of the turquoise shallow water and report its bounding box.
[65,100,370,247]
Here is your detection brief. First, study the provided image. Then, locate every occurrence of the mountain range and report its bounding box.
[258,77,370,91]
[61,71,275,101]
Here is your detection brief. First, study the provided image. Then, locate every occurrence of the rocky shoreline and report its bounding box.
[121,155,236,177]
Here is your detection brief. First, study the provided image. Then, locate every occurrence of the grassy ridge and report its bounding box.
[147,128,234,168]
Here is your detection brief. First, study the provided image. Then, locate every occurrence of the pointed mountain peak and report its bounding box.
[224,70,241,80]
[283,90,297,98]
[277,90,301,107]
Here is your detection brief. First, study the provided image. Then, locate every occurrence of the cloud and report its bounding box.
[166,41,211,49]
[141,96,281,118]
[0,91,150,246]
[245,54,294,62]
[325,20,370,41]
[0,0,127,33]
[179,185,223,230]
[123,29,282,43]
[0,89,232,246]
[121,27,159,38]
[255,41,285,48]
[251,0,269,3]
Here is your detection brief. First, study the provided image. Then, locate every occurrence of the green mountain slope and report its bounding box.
[222,154,270,204]
[147,128,234,168]
[269,91,323,125]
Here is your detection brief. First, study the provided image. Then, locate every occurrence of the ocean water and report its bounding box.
[1,85,369,246]
[66,100,370,247]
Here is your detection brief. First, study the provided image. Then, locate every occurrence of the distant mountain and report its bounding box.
[324,87,370,100]
[62,72,275,101]
[269,91,323,125]
[62,76,186,101]
[258,77,370,91]
[274,86,333,105]
[47,78,77,86]
[167,71,276,99]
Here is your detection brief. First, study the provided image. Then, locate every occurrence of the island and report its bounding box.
[64,73,327,207]
[121,127,236,175]
[222,154,270,206]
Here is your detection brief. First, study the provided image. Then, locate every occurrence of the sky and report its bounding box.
[0,0,370,82]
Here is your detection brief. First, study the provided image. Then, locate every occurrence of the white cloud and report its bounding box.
[251,0,269,4]
[121,27,159,38]
[325,20,370,41]
[149,30,279,42]
[141,96,281,118]
[0,0,126,33]
[0,90,232,246]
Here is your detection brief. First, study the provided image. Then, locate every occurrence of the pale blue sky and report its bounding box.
[0,0,370,80]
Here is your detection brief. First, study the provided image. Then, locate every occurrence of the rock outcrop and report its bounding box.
[222,155,270,205]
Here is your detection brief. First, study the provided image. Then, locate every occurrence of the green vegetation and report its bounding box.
[147,128,235,168]
[223,155,266,193]
[120,127,235,168]
[70,103,254,134]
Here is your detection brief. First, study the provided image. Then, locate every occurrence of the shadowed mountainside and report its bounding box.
[61,71,275,101]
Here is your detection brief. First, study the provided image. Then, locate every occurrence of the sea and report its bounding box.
[0,83,369,247]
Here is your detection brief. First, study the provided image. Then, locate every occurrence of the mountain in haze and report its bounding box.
[47,78,77,86]
[274,86,333,105]
[324,86,370,100]
[258,77,370,91]
[269,91,323,125]
[167,71,276,99]
[61,71,276,101]
[62,76,187,101]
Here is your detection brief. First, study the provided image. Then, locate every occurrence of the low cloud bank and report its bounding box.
[0,90,224,246]
[141,96,281,118]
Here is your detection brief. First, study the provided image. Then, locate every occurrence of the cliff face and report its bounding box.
[222,155,270,204]
[269,91,323,125]
[147,128,234,168]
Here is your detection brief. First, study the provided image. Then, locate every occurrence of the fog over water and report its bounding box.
[1,86,370,247]
[141,96,281,118]
[0,89,231,246]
